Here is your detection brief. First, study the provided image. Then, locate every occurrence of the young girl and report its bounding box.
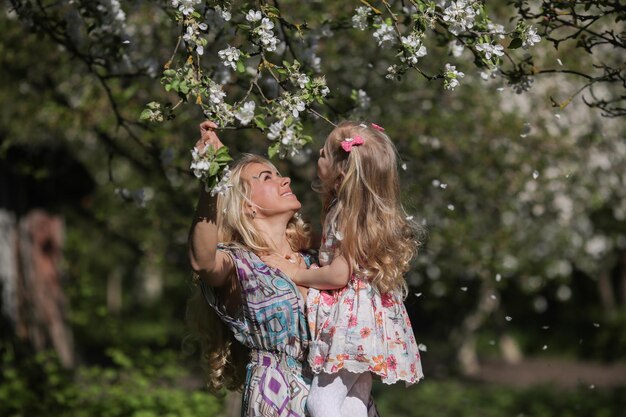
[263,121,423,417]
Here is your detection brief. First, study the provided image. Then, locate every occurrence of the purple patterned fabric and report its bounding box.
[200,244,381,417]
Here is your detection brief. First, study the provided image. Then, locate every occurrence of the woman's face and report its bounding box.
[242,162,301,217]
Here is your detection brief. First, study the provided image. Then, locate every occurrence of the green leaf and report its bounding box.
[209,161,219,176]
[139,109,153,121]
[255,116,268,129]
[509,38,523,49]
[267,142,280,159]
[236,61,245,73]
[215,146,233,163]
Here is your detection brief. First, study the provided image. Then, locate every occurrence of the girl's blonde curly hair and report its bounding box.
[186,154,311,392]
[316,121,420,295]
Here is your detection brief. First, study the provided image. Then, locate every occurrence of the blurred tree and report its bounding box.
[2,0,625,384]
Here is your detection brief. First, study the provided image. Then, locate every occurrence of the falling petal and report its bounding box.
[460,287,468,292]
[593,323,600,328]
[520,123,531,138]
[440,183,448,189]
[554,113,561,119]
[415,292,423,297]
[401,163,407,170]
[532,170,539,179]
[447,204,455,211]
[490,294,497,300]
[432,179,441,187]
[489,340,496,345]
[505,316,512,321]
[542,345,548,350]
[497,87,504,92]
[496,273,502,282]
[122,40,130,44]
[589,384,595,389]
[542,325,550,330]
[557,58,563,66]
[418,343,427,352]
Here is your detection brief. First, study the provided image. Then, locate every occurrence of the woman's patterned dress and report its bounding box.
[200,244,313,417]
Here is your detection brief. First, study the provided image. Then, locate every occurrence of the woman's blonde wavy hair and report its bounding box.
[186,154,311,392]
[316,121,420,295]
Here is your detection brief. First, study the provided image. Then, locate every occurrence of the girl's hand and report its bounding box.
[261,254,306,283]
[194,121,224,153]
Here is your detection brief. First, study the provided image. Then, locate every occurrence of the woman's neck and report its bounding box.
[254,215,294,254]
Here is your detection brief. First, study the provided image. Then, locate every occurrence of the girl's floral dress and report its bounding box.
[306,220,424,385]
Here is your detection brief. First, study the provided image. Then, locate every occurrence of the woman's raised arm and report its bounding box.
[188,121,234,287]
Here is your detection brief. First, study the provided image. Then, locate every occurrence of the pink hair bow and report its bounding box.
[341,135,364,152]
[370,123,385,132]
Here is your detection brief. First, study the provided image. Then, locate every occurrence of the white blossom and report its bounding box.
[218,45,241,70]
[443,63,464,90]
[267,120,284,141]
[401,33,428,64]
[279,95,306,117]
[522,26,541,48]
[487,22,506,39]
[183,26,194,42]
[373,23,395,48]
[475,42,504,60]
[209,83,226,104]
[480,66,499,81]
[442,0,478,35]
[215,6,231,21]
[448,40,464,58]
[246,10,262,22]
[386,64,400,80]
[356,89,370,109]
[253,17,279,52]
[171,0,201,16]
[352,6,371,31]
[296,73,310,89]
[209,166,233,197]
[234,101,255,125]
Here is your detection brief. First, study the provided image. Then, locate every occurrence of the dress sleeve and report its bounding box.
[197,244,249,343]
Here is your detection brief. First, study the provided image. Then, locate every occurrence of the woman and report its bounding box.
[187,121,380,417]
[187,120,316,417]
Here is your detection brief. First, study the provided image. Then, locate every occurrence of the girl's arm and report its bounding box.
[262,253,350,290]
[188,122,234,287]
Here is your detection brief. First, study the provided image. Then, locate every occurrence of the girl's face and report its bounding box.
[242,162,301,217]
[317,142,333,183]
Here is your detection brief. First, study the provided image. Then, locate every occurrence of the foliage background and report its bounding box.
[1,1,625,416]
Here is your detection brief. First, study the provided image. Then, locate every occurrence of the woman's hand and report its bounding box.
[194,121,224,153]
[261,254,307,283]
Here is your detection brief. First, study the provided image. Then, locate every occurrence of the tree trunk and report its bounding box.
[597,269,616,313]
[455,282,500,375]
[13,210,75,368]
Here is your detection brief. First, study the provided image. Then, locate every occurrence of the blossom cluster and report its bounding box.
[190,143,233,195]
[247,10,280,52]
[171,0,201,16]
